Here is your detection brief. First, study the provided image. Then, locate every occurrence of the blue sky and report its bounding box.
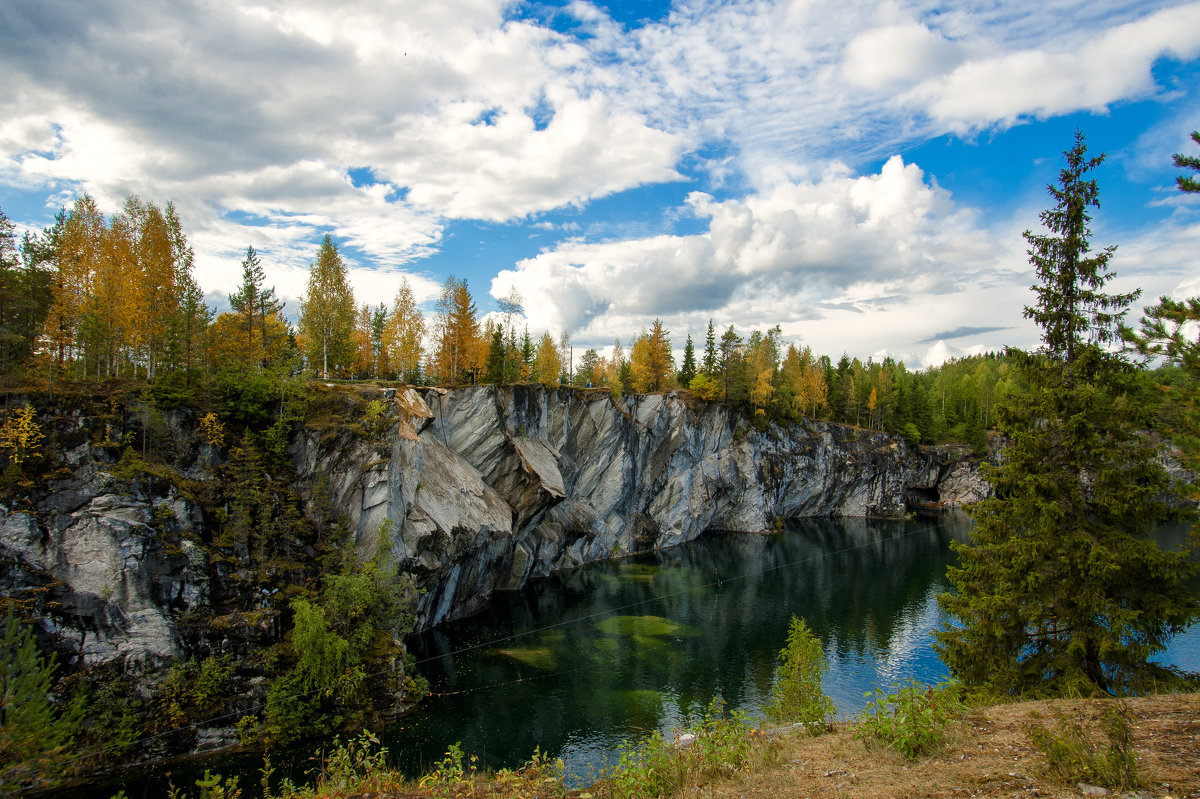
[2,0,1199,367]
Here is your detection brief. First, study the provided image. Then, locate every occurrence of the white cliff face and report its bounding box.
[1,467,202,669]
[292,385,985,630]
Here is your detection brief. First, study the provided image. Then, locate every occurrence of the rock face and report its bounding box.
[290,385,985,630]
[0,467,204,670]
[1,384,988,668]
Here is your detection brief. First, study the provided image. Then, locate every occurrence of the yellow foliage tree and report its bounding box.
[0,403,43,468]
[533,332,562,387]
[382,278,424,383]
[630,319,672,393]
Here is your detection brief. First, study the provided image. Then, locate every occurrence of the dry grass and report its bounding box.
[280,694,1200,799]
[695,694,1200,799]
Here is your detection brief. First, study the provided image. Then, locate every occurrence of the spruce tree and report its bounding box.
[1173,130,1200,193]
[1,612,82,789]
[679,333,697,387]
[702,319,718,377]
[937,131,1198,695]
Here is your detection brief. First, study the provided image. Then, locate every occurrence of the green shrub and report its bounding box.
[763,616,835,732]
[0,611,83,791]
[1026,703,1139,791]
[854,680,963,759]
[608,699,772,799]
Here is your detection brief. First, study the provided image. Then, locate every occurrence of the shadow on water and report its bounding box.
[393,512,973,784]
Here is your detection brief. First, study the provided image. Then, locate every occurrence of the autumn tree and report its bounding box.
[382,278,425,384]
[43,196,103,374]
[607,338,625,399]
[533,332,562,387]
[298,235,357,378]
[630,319,673,393]
[937,131,1198,695]
[430,276,484,385]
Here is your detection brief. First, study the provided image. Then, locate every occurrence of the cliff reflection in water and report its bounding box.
[395,512,971,781]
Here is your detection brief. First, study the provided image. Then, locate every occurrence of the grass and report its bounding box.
[154,693,1200,799]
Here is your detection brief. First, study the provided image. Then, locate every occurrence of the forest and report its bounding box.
[0,195,1092,455]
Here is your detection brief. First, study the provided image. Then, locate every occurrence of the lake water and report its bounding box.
[384,512,1196,784]
[80,512,1199,796]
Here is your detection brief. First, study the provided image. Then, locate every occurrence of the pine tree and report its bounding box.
[1,611,82,789]
[229,246,267,368]
[702,319,718,377]
[937,131,1199,695]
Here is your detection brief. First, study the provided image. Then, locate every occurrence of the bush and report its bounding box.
[607,699,774,799]
[763,616,834,732]
[1026,703,1139,791]
[854,680,963,759]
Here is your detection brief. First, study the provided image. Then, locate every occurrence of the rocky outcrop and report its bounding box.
[0,466,205,670]
[1,384,986,668]
[290,385,984,630]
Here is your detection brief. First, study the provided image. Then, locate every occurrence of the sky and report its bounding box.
[2,0,1199,369]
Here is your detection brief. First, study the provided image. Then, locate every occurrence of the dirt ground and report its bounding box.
[698,694,1200,799]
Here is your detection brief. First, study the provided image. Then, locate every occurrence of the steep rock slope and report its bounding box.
[292,385,980,630]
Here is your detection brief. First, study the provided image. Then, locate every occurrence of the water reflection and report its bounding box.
[395,513,971,782]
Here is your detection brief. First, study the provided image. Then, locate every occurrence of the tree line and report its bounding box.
[2,197,1028,450]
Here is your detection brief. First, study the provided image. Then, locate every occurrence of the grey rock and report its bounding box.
[293,385,988,630]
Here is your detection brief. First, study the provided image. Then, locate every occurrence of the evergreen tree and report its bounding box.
[229,246,267,368]
[1173,130,1200,193]
[485,325,505,384]
[0,208,23,375]
[1,611,82,789]
[937,131,1198,695]
[702,319,718,377]
[678,334,697,386]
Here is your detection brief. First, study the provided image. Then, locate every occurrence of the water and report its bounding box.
[82,512,1200,795]
[391,513,970,782]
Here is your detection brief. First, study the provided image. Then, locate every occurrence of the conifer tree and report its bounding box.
[229,246,267,368]
[678,333,697,386]
[702,319,718,377]
[1,611,82,789]
[1173,130,1200,193]
[937,131,1198,695]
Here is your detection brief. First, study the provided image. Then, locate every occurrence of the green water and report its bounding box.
[392,513,972,781]
[84,512,1199,794]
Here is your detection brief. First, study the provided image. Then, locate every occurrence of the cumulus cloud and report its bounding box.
[493,156,1007,362]
[0,0,685,292]
[904,3,1200,130]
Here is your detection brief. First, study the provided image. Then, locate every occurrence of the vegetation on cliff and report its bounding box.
[0,378,428,793]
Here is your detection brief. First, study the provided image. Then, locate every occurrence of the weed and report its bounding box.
[1026,702,1139,791]
[854,680,963,759]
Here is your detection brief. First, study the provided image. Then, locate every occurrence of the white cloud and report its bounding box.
[493,156,1015,365]
[905,3,1200,131]
[842,22,966,90]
